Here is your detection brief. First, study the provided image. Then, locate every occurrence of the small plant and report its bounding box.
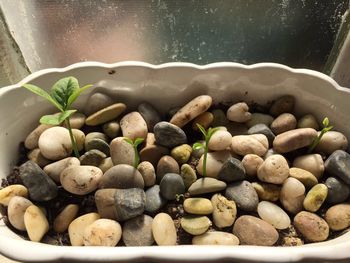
[308,117,333,153]
[124,137,145,168]
[23,76,92,158]
[192,124,219,177]
[175,193,185,202]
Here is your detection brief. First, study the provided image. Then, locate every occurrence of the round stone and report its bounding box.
[303,184,328,212]
[225,180,259,212]
[297,114,319,130]
[196,150,231,178]
[110,137,135,166]
[325,204,350,231]
[120,111,148,140]
[79,149,106,166]
[156,155,180,182]
[138,102,161,132]
[38,127,72,160]
[152,213,177,246]
[137,161,156,187]
[192,231,240,245]
[85,92,114,116]
[226,102,251,123]
[241,154,264,177]
[280,177,305,214]
[217,157,246,183]
[44,157,80,183]
[184,198,213,215]
[269,95,295,116]
[315,131,348,155]
[247,124,275,145]
[188,178,226,196]
[24,205,49,242]
[211,194,237,228]
[257,201,291,230]
[99,164,144,189]
[231,134,268,157]
[170,144,192,164]
[8,196,33,231]
[293,154,324,179]
[294,211,329,242]
[325,150,350,185]
[257,155,289,184]
[273,128,317,153]
[159,173,185,200]
[85,103,126,126]
[0,184,28,206]
[83,219,122,247]
[192,112,214,130]
[85,138,110,156]
[145,185,167,214]
[102,121,120,139]
[208,130,232,151]
[180,216,211,235]
[325,177,350,204]
[68,213,100,246]
[180,164,197,189]
[289,167,318,188]
[154,121,187,148]
[252,182,280,202]
[270,113,297,135]
[123,215,154,246]
[53,204,79,233]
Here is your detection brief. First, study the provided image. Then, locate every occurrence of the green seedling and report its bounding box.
[308,117,333,153]
[23,76,93,158]
[124,137,145,168]
[192,124,219,177]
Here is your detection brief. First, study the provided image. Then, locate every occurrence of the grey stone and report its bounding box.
[19,161,57,202]
[85,92,114,116]
[325,177,350,204]
[159,173,185,200]
[79,149,106,166]
[85,138,110,156]
[115,188,146,221]
[188,178,227,196]
[99,164,144,189]
[145,185,167,213]
[225,180,259,212]
[325,150,350,185]
[154,121,187,148]
[138,102,162,132]
[248,123,275,145]
[218,157,246,183]
[123,214,154,246]
[102,121,120,139]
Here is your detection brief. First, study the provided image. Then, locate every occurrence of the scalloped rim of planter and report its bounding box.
[0,61,349,262]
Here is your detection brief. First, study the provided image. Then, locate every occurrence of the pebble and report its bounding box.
[110,137,135,166]
[122,215,154,246]
[95,189,118,219]
[154,121,187,148]
[293,211,329,242]
[99,164,144,189]
[138,102,161,132]
[293,154,324,179]
[72,129,85,151]
[231,134,268,157]
[282,237,304,246]
[85,103,126,126]
[79,149,106,166]
[180,216,211,235]
[211,109,229,127]
[145,185,167,213]
[83,219,122,247]
[289,167,318,188]
[98,157,113,173]
[170,95,212,128]
[180,164,197,189]
[325,150,350,185]
[247,124,275,145]
[257,201,291,229]
[44,157,80,183]
[252,182,280,202]
[226,102,251,123]
[208,130,232,151]
[246,113,274,128]
[280,177,305,214]
[120,111,148,140]
[192,112,214,130]
[85,138,110,156]
[114,188,146,221]
[85,132,108,148]
[170,144,192,164]
[211,194,237,228]
[85,92,114,116]
[60,165,103,195]
[152,213,177,246]
[24,205,49,242]
[270,113,297,135]
[68,213,100,246]
[297,114,319,130]
[25,124,53,150]
[273,128,317,153]
[325,177,350,204]
[196,150,231,178]
[192,231,240,245]
[19,161,58,201]
[27,148,51,167]
[257,155,289,184]
[159,173,185,200]
[188,178,227,195]
[8,196,33,230]
[325,204,350,231]
[269,95,295,116]
[225,180,259,212]
[217,157,246,183]
[139,133,169,166]
[184,198,213,215]
[233,215,279,246]
[102,121,120,138]
[303,184,328,212]
[315,131,348,155]
[137,161,156,187]
[156,155,180,182]
[38,126,72,160]
[65,112,86,129]
[0,185,28,206]
[53,204,79,233]
[241,154,264,177]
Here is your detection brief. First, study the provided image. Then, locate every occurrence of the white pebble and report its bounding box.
[257,201,291,229]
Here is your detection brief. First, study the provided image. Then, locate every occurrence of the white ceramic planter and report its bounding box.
[0,62,349,262]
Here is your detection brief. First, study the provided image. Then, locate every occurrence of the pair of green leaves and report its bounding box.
[23,77,92,125]
[308,117,333,153]
[124,137,145,168]
[192,124,220,150]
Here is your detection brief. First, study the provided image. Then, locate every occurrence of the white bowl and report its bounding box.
[0,62,350,262]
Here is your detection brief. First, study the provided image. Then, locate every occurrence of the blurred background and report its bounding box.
[0,0,349,86]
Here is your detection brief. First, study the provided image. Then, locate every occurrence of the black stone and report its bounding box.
[154,121,187,148]
[247,123,275,145]
[159,173,185,200]
[145,185,167,213]
[138,102,162,132]
[218,157,246,183]
[325,150,350,185]
[325,177,350,204]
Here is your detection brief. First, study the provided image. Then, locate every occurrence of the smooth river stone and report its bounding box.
[120,111,148,140]
[273,128,317,153]
[225,180,259,212]
[246,113,274,128]
[293,154,324,179]
[60,166,103,195]
[27,148,51,167]
[83,219,122,247]
[241,154,264,177]
[270,113,297,135]
[211,194,237,228]
[257,201,291,229]
[25,124,53,150]
[65,112,86,129]
[196,150,231,178]
[226,102,251,123]
[180,216,211,235]
[289,167,318,189]
[217,157,246,183]
[252,182,280,202]
[102,121,120,139]
[110,137,135,166]
[325,177,350,204]
[85,138,110,156]
[192,112,214,130]
[140,133,169,166]
[171,144,192,164]
[325,150,350,185]
[137,161,156,187]
[38,126,72,160]
[152,213,177,246]
[95,189,118,219]
[156,155,180,182]
[154,121,187,148]
[44,157,80,183]
[0,185,28,206]
[170,95,212,128]
[53,204,79,233]
[159,173,185,200]
[180,164,197,189]
[192,231,240,245]
[114,188,146,221]
[280,177,305,214]
[99,164,144,189]
[184,198,213,215]
[85,92,114,116]
[294,211,329,242]
[325,204,350,231]
[315,131,348,155]
[79,149,106,166]
[208,130,232,151]
[99,157,113,173]
[231,134,268,157]
[85,132,108,147]
[233,215,279,246]
[303,184,328,212]
[19,161,58,202]
[145,185,167,213]
[257,154,289,184]
[297,114,319,130]
[24,205,49,242]
[68,213,100,246]
[85,103,126,126]
[138,102,162,132]
[8,196,33,231]
[188,178,227,195]
[247,124,275,145]
[269,95,295,116]
[123,215,154,246]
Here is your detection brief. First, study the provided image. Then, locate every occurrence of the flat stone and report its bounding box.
[95,189,118,219]
[208,130,232,151]
[145,185,167,214]
[85,132,109,148]
[297,114,319,130]
[27,148,51,167]
[85,138,110,156]
[273,128,317,153]
[122,215,154,246]
[140,133,169,166]
[154,121,187,148]
[325,177,350,204]
[180,216,211,235]
[184,198,213,215]
[188,178,226,196]
[294,211,329,242]
[79,149,106,166]
[225,180,259,212]
[85,103,126,126]
[152,213,177,246]
[120,111,148,140]
[99,164,144,189]
[64,112,86,129]
[325,150,350,185]
[218,157,246,183]
[53,204,79,233]
[192,112,214,130]
[159,173,185,200]
[138,102,161,132]
[211,109,229,127]
[85,92,114,116]
[280,177,305,214]
[247,123,275,145]
[98,157,113,173]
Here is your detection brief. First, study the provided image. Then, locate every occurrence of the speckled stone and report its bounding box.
[154,121,187,148]
[122,215,154,246]
[225,181,259,212]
